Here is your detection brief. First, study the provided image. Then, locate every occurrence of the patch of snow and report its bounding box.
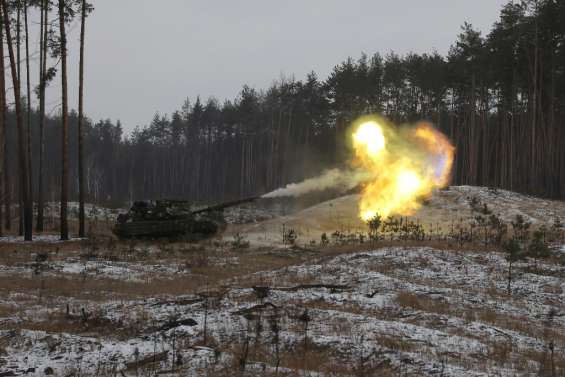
[0,235,85,244]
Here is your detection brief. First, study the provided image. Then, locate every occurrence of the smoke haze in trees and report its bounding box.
[262,169,372,198]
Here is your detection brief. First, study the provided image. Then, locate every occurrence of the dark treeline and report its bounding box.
[5,0,565,215]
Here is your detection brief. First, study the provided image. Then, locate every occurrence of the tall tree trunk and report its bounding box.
[16,2,23,236]
[1,0,32,240]
[530,0,539,193]
[24,0,32,225]
[78,0,86,237]
[0,19,3,236]
[36,0,48,231]
[0,18,9,231]
[58,0,69,240]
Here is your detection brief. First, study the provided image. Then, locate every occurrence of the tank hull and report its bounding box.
[112,196,257,240]
[113,217,222,239]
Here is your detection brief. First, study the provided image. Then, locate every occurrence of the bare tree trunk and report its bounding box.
[0,19,3,236]
[58,0,69,240]
[36,0,48,232]
[1,0,32,241]
[507,261,512,295]
[530,0,539,193]
[78,0,86,237]
[0,18,9,231]
[16,2,23,236]
[16,4,19,81]
[24,0,32,226]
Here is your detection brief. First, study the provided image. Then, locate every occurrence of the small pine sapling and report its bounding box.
[298,309,311,367]
[527,230,551,269]
[285,228,298,245]
[511,214,531,241]
[488,214,506,245]
[320,232,329,246]
[503,238,525,295]
[231,232,250,250]
[358,232,365,243]
[551,217,563,242]
[367,213,382,243]
[269,307,281,375]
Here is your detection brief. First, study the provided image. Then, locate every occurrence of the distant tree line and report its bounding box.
[1,0,564,238]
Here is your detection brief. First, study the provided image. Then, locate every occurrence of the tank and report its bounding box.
[113,197,258,240]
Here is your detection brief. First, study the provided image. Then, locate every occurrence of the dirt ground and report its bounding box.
[1,186,565,376]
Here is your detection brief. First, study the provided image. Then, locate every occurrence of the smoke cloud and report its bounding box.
[261,168,372,198]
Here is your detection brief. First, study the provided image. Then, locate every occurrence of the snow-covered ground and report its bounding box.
[0,235,85,244]
[1,186,564,376]
[1,244,565,376]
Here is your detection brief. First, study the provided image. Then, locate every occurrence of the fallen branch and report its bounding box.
[145,318,198,334]
[232,302,278,317]
[197,289,227,299]
[150,298,204,307]
[275,284,350,292]
[491,327,512,339]
[125,350,169,370]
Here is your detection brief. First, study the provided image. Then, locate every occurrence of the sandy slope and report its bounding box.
[227,185,565,245]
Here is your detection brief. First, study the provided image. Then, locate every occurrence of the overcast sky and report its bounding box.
[50,0,509,131]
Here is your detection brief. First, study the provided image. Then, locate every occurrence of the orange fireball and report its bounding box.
[351,116,455,221]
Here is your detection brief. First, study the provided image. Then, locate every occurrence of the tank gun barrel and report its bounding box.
[192,196,259,215]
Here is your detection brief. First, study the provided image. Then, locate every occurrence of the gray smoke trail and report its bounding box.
[262,168,372,198]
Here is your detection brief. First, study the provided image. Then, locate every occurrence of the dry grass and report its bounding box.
[314,239,495,259]
[0,242,312,298]
[0,302,16,316]
[486,339,514,367]
[0,274,205,301]
[401,298,551,345]
[218,340,397,377]
[15,310,139,339]
[0,239,322,339]
[375,334,416,352]
[0,242,82,264]
[2,232,564,376]
[395,291,450,314]
[521,348,565,374]
[543,284,563,294]
[472,308,548,340]
[477,308,498,324]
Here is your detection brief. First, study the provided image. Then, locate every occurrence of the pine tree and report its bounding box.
[527,230,550,269]
[58,0,69,240]
[23,0,32,229]
[0,13,9,232]
[78,0,92,237]
[503,238,524,295]
[36,0,49,232]
[1,0,32,240]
